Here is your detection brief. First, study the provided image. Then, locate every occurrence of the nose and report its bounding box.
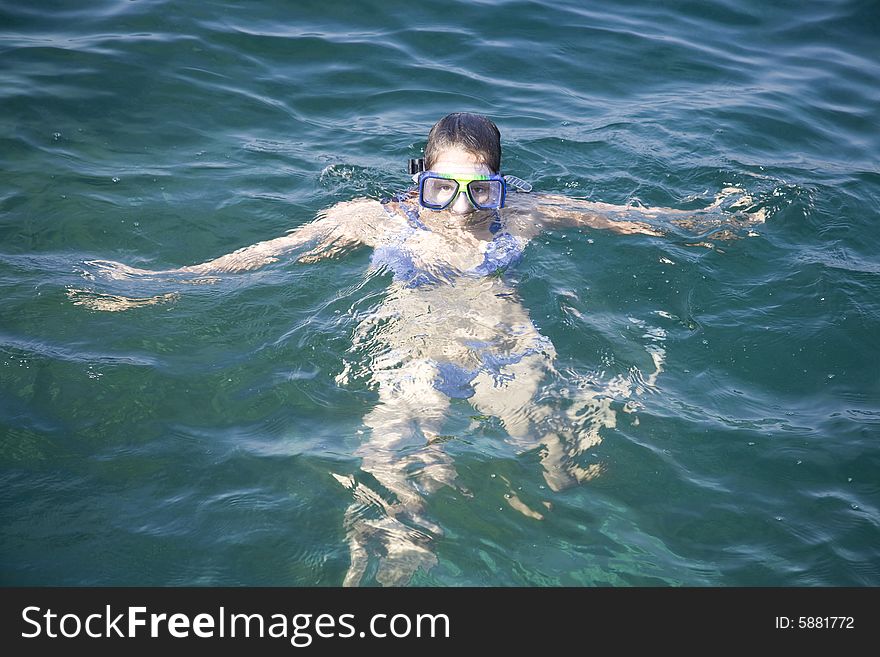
[450,189,473,214]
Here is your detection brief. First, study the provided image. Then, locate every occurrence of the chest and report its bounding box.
[372,203,526,283]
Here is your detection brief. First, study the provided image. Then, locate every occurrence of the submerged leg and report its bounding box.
[469,351,593,499]
[470,318,668,495]
[334,473,438,587]
[339,358,453,586]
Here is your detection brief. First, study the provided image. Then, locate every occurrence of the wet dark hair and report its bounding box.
[424,113,502,173]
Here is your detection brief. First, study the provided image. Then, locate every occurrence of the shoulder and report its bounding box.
[322,197,385,216]
[314,198,389,229]
[499,194,545,239]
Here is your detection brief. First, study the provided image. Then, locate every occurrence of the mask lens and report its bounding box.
[421,176,460,209]
[467,179,504,208]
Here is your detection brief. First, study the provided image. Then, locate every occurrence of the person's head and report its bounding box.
[421,113,503,215]
[424,112,502,174]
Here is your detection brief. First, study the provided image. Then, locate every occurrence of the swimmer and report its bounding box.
[86,113,763,586]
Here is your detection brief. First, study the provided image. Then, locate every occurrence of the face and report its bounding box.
[428,148,495,215]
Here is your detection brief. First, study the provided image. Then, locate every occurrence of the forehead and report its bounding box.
[430,148,492,174]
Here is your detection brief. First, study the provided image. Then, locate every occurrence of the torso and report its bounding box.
[341,196,550,385]
[372,197,528,287]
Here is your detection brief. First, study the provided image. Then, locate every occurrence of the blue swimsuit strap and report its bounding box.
[396,197,429,230]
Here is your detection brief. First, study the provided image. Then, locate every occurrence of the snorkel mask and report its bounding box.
[418,172,507,211]
[408,158,532,211]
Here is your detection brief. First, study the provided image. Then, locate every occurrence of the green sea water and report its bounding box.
[1,0,879,586]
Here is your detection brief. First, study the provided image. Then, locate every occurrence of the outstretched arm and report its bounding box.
[512,188,765,240]
[91,198,386,278]
[522,193,665,236]
[180,198,386,274]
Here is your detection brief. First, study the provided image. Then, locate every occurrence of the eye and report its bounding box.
[470,183,490,198]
